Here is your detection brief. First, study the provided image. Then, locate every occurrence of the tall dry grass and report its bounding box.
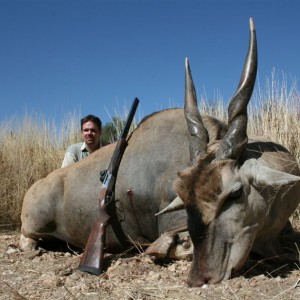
[249,70,300,159]
[0,70,299,229]
[0,112,82,229]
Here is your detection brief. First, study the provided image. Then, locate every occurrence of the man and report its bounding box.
[61,114,102,167]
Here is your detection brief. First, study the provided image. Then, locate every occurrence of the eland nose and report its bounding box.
[187,273,211,287]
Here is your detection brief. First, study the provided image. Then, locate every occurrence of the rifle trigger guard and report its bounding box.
[100,170,108,183]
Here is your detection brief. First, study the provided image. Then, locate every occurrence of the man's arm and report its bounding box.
[61,151,77,168]
[61,143,86,168]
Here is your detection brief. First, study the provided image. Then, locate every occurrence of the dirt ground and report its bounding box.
[0,231,300,300]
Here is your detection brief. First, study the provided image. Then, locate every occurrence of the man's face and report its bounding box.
[81,121,101,148]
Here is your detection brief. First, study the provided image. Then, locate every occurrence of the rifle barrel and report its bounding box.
[120,98,139,139]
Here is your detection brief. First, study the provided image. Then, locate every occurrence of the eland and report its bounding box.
[20,18,300,286]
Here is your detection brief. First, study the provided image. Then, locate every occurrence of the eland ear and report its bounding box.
[241,159,300,188]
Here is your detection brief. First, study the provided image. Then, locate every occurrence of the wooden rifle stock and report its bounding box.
[78,189,110,275]
[78,98,139,275]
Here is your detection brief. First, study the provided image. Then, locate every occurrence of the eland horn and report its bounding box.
[216,17,258,160]
[155,196,185,216]
[184,58,209,162]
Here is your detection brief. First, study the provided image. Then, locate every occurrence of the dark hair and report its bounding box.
[80,114,102,131]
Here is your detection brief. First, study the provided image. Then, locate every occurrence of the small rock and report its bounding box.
[168,264,176,272]
[6,247,17,254]
[195,289,202,295]
[2,270,13,276]
[69,272,81,280]
[148,271,161,281]
[24,249,42,259]
[58,268,73,276]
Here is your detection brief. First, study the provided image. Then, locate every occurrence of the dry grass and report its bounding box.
[249,69,300,158]
[0,112,81,229]
[0,70,300,229]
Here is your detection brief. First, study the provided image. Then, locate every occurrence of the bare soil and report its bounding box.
[1,231,300,300]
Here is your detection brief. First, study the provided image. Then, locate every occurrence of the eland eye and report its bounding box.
[229,186,243,200]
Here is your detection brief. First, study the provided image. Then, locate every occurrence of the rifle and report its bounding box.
[78,97,139,275]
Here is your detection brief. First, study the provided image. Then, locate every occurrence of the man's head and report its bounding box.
[80,114,102,152]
